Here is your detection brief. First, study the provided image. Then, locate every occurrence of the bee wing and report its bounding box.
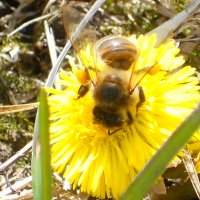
[128,63,158,93]
[62,5,99,83]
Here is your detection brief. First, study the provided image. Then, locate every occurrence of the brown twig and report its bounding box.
[0,176,32,197]
[0,171,20,195]
[0,141,32,173]
[182,149,200,199]
[0,103,38,115]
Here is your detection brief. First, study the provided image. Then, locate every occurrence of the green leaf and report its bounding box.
[32,89,52,200]
[121,103,200,200]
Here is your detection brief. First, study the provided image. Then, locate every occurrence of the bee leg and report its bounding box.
[136,86,145,113]
[76,84,89,99]
[127,110,133,125]
[108,128,122,135]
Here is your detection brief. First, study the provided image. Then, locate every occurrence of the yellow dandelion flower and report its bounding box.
[47,34,200,199]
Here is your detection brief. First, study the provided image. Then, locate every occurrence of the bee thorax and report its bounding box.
[93,75,129,107]
[101,83,121,102]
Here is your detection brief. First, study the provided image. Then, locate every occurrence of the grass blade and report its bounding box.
[147,0,200,45]
[32,89,52,200]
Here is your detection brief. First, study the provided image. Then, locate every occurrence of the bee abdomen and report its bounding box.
[97,36,138,70]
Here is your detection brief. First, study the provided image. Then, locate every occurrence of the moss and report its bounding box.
[101,0,160,35]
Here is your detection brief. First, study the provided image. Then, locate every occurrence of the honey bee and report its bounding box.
[62,5,154,130]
